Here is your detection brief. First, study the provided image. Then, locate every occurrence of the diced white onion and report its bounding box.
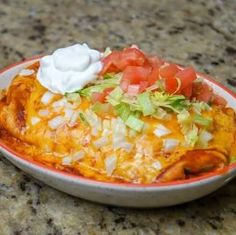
[38,109,50,117]
[19,69,34,76]
[41,91,55,105]
[64,108,74,120]
[163,139,179,152]
[84,109,102,130]
[105,155,117,176]
[62,156,72,166]
[119,142,133,152]
[48,116,65,129]
[199,130,213,142]
[102,120,111,136]
[71,150,85,161]
[152,161,162,170]
[52,98,67,108]
[198,130,213,148]
[93,137,109,148]
[154,124,171,137]
[31,117,41,125]
[68,112,79,127]
[112,118,127,137]
[112,118,128,150]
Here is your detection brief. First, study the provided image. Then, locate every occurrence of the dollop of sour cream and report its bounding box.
[37,43,103,94]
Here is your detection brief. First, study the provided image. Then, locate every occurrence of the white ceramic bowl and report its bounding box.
[0,58,236,208]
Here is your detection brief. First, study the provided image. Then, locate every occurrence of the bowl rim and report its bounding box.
[0,56,236,188]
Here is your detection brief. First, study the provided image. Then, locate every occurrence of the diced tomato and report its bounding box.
[103,87,114,95]
[192,82,213,103]
[120,79,130,92]
[148,56,165,68]
[100,48,147,75]
[181,85,193,98]
[100,51,121,74]
[119,48,147,70]
[91,92,106,103]
[147,66,159,86]
[159,64,180,79]
[212,94,227,106]
[91,88,114,103]
[127,84,140,96]
[139,81,149,92]
[175,67,197,90]
[122,66,150,83]
[165,77,179,94]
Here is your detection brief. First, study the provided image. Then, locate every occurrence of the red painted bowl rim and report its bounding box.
[0,56,236,188]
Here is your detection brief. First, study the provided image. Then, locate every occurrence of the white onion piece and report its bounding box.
[38,109,49,117]
[105,155,117,176]
[199,130,213,142]
[112,118,127,136]
[93,137,109,148]
[48,115,65,129]
[19,69,35,76]
[62,156,72,165]
[64,108,74,120]
[84,109,102,130]
[102,120,111,136]
[152,161,162,170]
[154,124,171,137]
[52,98,67,108]
[41,91,55,105]
[72,150,85,161]
[163,139,179,152]
[68,112,79,127]
[198,130,213,147]
[119,142,133,152]
[31,117,41,125]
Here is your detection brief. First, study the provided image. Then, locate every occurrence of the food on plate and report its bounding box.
[0,43,235,184]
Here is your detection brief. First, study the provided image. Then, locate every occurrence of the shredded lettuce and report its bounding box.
[193,114,212,127]
[177,110,192,133]
[137,92,155,116]
[65,93,81,103]
[79,73,121,97]
[107,86,123,106]
[184,124,199,147]
[151,92,189,113]
[92,102,111,114]
[79,83,115,97]
[115,103,131,121]
[192,102,211,114]
[78,112,88,125]
[125,115,144,132]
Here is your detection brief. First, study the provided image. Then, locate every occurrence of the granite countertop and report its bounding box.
[0,0,236,234]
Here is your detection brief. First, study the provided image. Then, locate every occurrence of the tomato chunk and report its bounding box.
[100,51,121,74]
[100,48,147,75]
[192,82,213,103]
[181,85,193,98]
[165,77,179,94]
[175,67,197,90]
[91,92,106,103]
[119,48,147,70]
[159,63,180,79]
[122,66,150,83]
[91,88,114,103]
[212,94,227,106]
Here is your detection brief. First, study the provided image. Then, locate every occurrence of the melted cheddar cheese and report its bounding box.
[0,63,235,184]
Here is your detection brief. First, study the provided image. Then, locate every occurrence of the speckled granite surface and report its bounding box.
[0,0,236,234]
